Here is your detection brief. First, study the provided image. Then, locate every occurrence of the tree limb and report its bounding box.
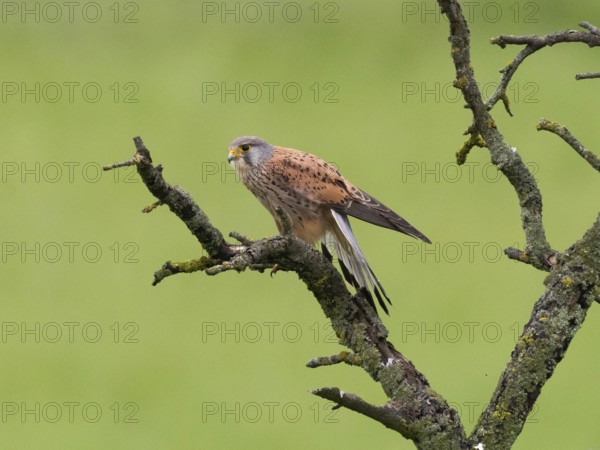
[537,119,600,172]
[104,136,467,449]
[469,214,600,449]
[311,386,464,447]
[437,0,558,271]
[437,1,600,447]
[485,22,600,114]
[105,137,237,261]
[575,71,600,80]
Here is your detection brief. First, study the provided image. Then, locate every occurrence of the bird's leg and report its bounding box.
[275,206,293,236]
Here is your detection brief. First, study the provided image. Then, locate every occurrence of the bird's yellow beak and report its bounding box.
[227,148,240,163]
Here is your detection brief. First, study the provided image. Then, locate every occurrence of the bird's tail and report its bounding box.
[322,210,391,315]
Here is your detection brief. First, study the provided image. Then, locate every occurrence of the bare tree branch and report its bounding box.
[104,137,236,261]
[311,386,465,447]
[580,21,600,35]
[491,26,600,48]
[437,0,558,271]
[537,119,600,172]
[306,351,361,368]
[469,215,600,449]
[485,22,600,114]
[575,71,600,80]
[436,1,600,447]
[105,136,466,449]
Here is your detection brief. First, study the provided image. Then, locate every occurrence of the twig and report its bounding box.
[504,247,530,264]
[576,21,599,36]
[310,387,460,442]
[142,200,163,213]
[229,231,254,247]
[485,22,600,113]
[306,351,361,368]
[103,159,135,170]
[491,29,600,49]
[575,71,600,80]
[456,130,486,165]
[153,258,216,286]
[485,44,537,115]
[537,119,600,173]
[505,247,558,267]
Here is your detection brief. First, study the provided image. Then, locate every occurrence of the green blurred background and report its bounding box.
[1,1,599,448]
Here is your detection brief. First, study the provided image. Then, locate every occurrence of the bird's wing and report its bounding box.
[334,187,431,244]
[268,147,430,243]
[266,146,349,204]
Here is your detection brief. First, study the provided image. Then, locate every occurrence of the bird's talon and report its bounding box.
[270,264,280,277]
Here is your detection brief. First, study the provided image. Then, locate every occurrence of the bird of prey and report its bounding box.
[227,136,430,315]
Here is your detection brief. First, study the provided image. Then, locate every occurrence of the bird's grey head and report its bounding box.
[227,136,274,171]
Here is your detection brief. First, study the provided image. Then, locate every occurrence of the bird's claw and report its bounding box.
[270,264,280,277]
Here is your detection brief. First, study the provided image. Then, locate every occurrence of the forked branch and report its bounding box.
[104,136,465,450]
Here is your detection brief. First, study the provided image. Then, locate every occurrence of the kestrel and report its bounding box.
[227,136,430,315]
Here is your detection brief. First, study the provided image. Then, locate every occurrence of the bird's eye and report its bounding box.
[241,144,250,151]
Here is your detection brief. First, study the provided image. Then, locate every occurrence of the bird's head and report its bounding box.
[227,136,274,171]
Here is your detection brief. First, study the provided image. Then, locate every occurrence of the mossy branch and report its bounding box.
[437,1,600,448]
[437,0,559,271]
[469,214,599,449]
[537,119,600,172]
[104,136,465,449]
